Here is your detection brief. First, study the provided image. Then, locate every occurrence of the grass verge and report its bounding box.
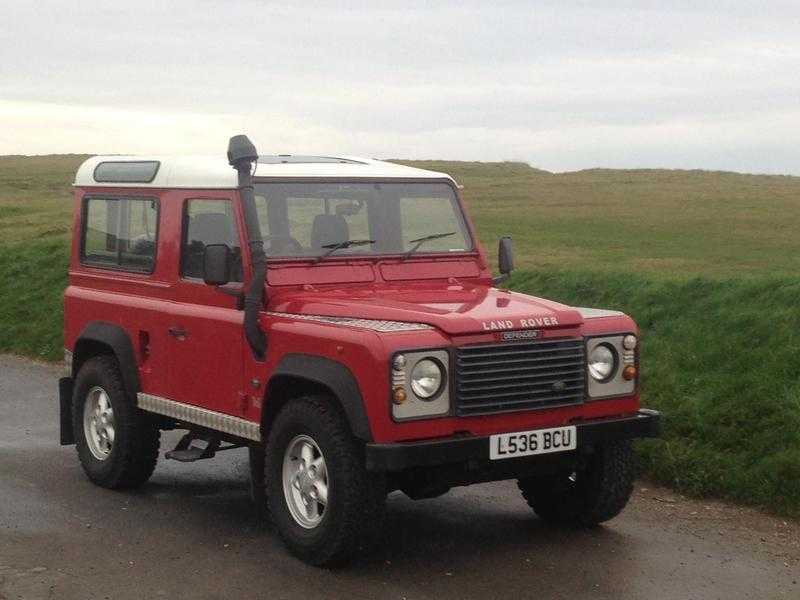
[510,270,800,517]
[0,237,68,360]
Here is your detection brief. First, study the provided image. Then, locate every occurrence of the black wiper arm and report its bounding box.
[402,231,456,259]
[314,239,376,262]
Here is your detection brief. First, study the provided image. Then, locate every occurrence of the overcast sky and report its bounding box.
[2,1,799,173]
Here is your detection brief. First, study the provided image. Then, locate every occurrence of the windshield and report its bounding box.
[253,182,472,259]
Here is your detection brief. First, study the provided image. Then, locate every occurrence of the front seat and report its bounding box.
[310,214,349,249]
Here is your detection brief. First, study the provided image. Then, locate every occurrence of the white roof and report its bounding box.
[74,155,455,188]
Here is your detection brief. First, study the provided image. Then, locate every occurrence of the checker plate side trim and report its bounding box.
[266,312,433,332]
[575,307,624,319]
[137,393,261,442]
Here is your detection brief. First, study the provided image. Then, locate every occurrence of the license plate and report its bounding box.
[489,425,577,460]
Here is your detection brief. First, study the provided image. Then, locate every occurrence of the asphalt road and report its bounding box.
[1,355,798,600]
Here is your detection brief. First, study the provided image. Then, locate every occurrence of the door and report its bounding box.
[166,196,246,416]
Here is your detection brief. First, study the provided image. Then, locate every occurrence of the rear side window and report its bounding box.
[81,197,158,273]
[181,199,243,282]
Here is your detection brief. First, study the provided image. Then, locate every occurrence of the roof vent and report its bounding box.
[93,161,160,183]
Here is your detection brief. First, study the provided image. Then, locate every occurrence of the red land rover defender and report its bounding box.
[59,136,660,566]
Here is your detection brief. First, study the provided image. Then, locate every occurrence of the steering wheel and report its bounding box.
[262,234,304,254]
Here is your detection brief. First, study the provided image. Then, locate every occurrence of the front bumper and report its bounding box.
[366,409,660,472]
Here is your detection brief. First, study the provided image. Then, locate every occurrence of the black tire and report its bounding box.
[72,355,160,489]
[518,441,635,527]
[265,395,385,567]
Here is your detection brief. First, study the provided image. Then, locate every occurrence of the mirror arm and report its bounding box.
[214,283,245,309]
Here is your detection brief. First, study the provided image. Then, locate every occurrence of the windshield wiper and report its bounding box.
[402,232,456,260]
[314,238,376,262]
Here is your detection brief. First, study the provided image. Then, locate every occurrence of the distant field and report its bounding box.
[399,160,800,278]
[1,154,799,517]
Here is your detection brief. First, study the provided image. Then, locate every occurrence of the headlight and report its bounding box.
[410,358,444,399]
[588,344,617,381]
[392,351,450,420]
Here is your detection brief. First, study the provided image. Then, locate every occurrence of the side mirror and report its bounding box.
[494,236,514,285]
[203,244,231,286]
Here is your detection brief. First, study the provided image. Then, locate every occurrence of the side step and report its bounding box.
[165,433,244,462]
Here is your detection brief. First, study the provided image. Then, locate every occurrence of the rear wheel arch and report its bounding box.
[72,322,140,401]
[263,354,373,442]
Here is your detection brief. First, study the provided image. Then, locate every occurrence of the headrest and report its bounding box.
[187,213,236,246]
[311,214,349,249]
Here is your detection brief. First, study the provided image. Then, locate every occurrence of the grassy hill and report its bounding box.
[1,155,799,517]
[399,160,800,278]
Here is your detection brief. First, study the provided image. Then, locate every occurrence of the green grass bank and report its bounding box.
[509,270,800,517]
[0,155,84,360]
[1,155,799,516]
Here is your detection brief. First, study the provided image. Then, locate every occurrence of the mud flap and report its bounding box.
[59,377,75,445]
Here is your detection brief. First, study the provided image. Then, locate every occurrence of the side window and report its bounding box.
[181,199,242,282]
[81,197,158,273]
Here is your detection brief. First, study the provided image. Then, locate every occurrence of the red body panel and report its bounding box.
[64,184,641,445]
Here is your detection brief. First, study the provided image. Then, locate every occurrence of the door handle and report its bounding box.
[168,326,188,339]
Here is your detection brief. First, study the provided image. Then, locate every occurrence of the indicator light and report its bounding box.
[392,386,407,404]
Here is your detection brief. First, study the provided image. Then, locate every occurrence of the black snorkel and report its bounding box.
[228,135,267,359]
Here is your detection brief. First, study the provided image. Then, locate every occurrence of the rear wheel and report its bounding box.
[265,395,385,566]
[518,441,635,526]
[72,356,160,489]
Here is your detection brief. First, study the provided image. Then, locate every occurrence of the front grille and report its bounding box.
[455,339,585,416]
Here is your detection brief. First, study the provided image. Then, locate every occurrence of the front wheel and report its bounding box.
[518,440,635,526]
[265,396,385,566]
